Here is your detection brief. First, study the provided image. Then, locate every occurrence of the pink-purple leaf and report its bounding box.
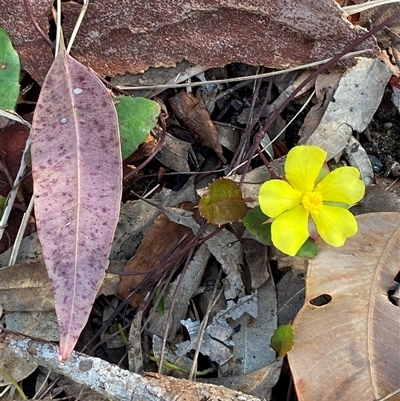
[31,48,122,360]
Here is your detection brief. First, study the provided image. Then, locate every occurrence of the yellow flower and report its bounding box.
[258,146,365,256]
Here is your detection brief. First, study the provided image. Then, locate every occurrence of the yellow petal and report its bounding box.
[259,180,302,218]
[315,166,365,205]
[285,146,327,193]
[271,205,309,256]
[312,205,358,247]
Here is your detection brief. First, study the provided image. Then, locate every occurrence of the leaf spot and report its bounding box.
[60,117,68,124]
[73,88,83,95]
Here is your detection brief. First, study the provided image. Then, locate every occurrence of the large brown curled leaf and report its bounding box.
[0,0,377,84]
[288,212,400,401]
[169,91,227,164]
[118,202,197,307]
[31,48,122,360]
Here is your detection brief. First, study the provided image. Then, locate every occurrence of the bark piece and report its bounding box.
[0,0,378,84]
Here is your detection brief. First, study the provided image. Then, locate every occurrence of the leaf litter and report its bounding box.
[0,2,400,401]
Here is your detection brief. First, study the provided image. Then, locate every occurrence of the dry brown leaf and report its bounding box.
[156,133,191,172]
[0,0,377,84]
[0,339,38,386]
[0,261,125,312]
[169,91,227,164]
[117,202,197,307]
[288,212,400,401]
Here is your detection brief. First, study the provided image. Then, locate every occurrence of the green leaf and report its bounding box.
[114,96,160,160]
[270,324,294,357]
[297,237,318,258]
[0,27,20,111]
[154,289,165,315]
[198,178,248,225]
[0,195,6,218]
[243,206,272,245]
[243,206,318,258]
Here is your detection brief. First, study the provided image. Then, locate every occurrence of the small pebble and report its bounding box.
[368,155,383,173]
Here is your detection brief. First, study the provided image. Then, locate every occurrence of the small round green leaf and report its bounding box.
[0,27,20,111]
[199,178,248,225]
[270,324,294,357]
[115,96,160,160]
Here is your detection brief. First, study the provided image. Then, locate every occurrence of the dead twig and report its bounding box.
[0,329,263,401]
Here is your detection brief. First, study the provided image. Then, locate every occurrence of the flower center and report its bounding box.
[302,191,323,214]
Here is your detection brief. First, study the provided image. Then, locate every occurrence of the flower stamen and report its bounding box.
[302,191,323,214]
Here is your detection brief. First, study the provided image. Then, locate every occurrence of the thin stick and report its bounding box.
[66,0,89,54]
[0,369,27,400]
[343,0,400,15]
[188,277,223,380]
[118,50,372,91]
[267,89,316,149]
[230,74,263,170]
[0,110,32,128]
[23,0,54,48]
[0,130,31,242]
[158,223,208,374]
[55,0,61,57]
[375,387,400,401]
[226,90,315,177]
[8,195,35,266]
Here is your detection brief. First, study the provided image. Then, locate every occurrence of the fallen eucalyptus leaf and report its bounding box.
[31,47,122,360]
[289,212,400,401]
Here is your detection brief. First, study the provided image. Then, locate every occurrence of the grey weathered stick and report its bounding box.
[0,329,262,401]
